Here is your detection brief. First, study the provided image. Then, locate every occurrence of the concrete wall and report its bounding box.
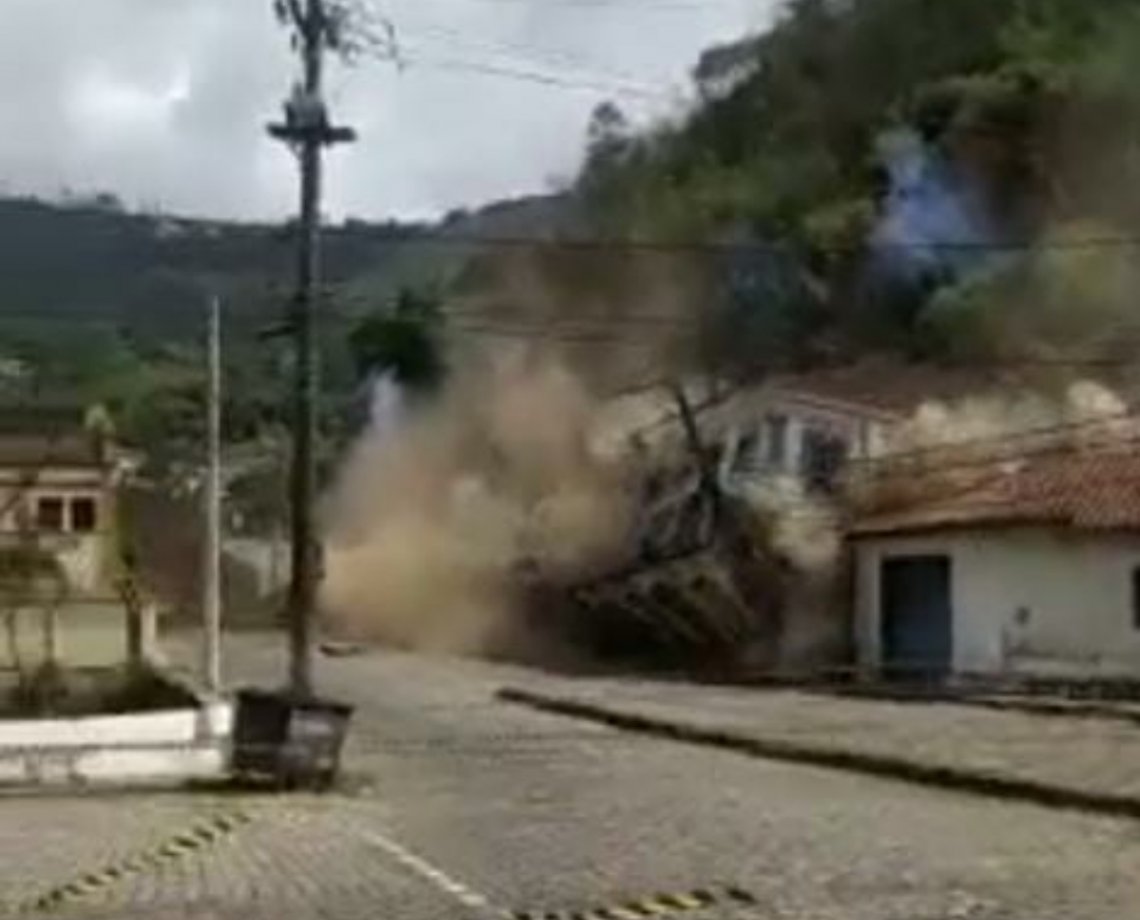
[854,528,1140,677]
[0,601,154,669]
[0,702,231,789]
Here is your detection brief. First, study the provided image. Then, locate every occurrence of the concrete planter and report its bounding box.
[0,700,232,788]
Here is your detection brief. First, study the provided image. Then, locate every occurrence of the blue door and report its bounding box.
[880,556,952,678]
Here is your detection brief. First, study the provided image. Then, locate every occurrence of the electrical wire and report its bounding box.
[406,0,727,13]
[399,50,674,100]
[3,302,1140,380]
[400,21,669,91]
[660,432,1140,523]
[335,5,678,99]
[620,368,1140,453]
[850,411,1140,470]
[444,319,671,345]
[331,228,1140,256]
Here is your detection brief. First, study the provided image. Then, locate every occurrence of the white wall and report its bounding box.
[854,528,1140,677]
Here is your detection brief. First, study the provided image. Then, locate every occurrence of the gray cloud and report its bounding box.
[0,0,774,220]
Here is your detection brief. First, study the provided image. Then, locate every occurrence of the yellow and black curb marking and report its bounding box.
[508,885,759,920]
[20,810,253,915]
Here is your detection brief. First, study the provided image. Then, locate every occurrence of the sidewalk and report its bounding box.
[499,676,1140,818]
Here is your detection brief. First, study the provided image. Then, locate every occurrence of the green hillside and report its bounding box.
[6,0,1140,462]
[563,0,1140,371]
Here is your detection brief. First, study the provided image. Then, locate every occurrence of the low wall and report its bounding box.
[0,701,232,788]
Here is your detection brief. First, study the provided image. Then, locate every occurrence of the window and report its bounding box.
[1131,567,1140,630]
[765,414,788,468]
[36,497,64,532]
[732,430,760,473]
[70,497,97,533]
[801,428,849,492]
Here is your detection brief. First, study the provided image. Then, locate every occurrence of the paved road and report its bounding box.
[6,633,1140,919]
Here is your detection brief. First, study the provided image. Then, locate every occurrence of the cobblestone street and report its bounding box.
[499,673,1140,807]
[6,633,1140,919]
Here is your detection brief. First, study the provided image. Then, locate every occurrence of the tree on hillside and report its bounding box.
[348,287,445,395]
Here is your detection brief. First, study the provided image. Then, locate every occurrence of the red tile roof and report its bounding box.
[851,447,1140,536]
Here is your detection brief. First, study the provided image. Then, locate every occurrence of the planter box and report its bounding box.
[0,701,232,789]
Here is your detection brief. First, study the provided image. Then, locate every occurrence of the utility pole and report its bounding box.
[203,294,223,694]
[269,0,355,699]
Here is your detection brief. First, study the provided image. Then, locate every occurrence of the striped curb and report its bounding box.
[18,810,253,914]
[507,885,758,920]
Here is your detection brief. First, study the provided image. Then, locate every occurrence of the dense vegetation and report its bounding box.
[4,0,1140,530]
[569,0,1140,370]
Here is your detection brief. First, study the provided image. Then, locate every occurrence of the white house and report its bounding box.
[850,447,1140,679]
[679,363,985,494]
[712,375,900,492]
[598,362,1003,497]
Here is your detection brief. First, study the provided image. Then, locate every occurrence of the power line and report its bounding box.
[318,224,1140,256]
[327,287,694,324]
[621,363,1140,445]
[5,306,1140,373]
[400,50,674,99]
[338,7,678,99]
[408,0,725,12]
[443,307,690,326]
[400,21,669,90]
[684,431,1140,520]
[444,319,670,345]
[854,411,1140,471]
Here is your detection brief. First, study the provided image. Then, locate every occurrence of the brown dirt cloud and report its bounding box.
[318,356,635,656]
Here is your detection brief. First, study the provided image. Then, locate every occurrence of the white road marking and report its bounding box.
[358,827,498,913]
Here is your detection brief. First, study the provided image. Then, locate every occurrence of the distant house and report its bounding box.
[0,405,134,597]
[616,363,1003,495]
[596,363,1041,503]
[712,373,903,493]
[850,448,1140,679]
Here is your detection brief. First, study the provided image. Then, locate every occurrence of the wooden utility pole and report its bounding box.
[269,0,355,699]
[203,294,223,694]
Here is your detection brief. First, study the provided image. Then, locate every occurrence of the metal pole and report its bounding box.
[203,294,223,694]
[287,0,325,699]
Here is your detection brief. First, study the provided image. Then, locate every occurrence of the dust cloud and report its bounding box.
[883,378,1133,465]
[737,475,846,672]
[739,475,840,573]
[319,356,635,656]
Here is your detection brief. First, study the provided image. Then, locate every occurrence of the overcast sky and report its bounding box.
[0,0,778,222]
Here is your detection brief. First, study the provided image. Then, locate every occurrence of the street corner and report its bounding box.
[5,800,259,917]
[5,790,416,919]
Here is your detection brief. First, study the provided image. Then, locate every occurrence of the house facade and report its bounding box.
[595,364,1140,678]
[713,380,899,492]
[851,449,1140,678]
[599,369,912,495]
[0,407,133,598]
